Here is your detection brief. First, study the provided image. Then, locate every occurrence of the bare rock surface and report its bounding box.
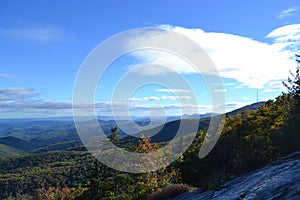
[173,151,300,200]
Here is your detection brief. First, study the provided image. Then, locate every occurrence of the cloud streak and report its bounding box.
[156,89,190,93]
[0,25,76,44]
[0,87,39,101]
[130,95,191,102]
[0,87,244,118]
[277,7,299,19]
[0,73,15,79]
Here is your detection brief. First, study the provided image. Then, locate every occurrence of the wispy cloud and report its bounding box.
[277,7,299,19]
[0,25,76,44]
[0,87,72,118]
[0,86,253,118]
[0,73,15,79]
[0,87,39,101]
[214,89,227,93]
[130,95,191,102]
[156,89,190,93]
[220,101,254,110]
[266,24,300,44]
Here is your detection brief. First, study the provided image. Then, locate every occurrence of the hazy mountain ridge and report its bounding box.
[226,101,266,116]
[122,102,266,144]
[0,102,266,156]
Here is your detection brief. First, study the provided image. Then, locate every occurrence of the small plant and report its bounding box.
[35,187,85,200]
[148,184,190,200]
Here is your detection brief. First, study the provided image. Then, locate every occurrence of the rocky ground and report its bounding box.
[173,151,300,200]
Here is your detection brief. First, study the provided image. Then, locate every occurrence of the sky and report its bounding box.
[1,0,300,118]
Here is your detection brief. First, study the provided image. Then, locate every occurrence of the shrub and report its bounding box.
[148,184,190,200]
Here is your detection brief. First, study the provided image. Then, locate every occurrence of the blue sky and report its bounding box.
[1,0,300,118]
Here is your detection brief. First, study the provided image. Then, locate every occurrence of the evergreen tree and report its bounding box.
[283,54,300,104]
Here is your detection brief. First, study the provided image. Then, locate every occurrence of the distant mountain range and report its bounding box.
[0,102,266,157]
[122,101,266,143]
[0,113,218,124]
[226,101,266,116]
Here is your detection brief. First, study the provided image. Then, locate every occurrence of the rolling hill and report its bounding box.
[0,136,35,151]
[0,144,26,157]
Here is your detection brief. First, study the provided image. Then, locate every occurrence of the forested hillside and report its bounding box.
[0,59,300,200]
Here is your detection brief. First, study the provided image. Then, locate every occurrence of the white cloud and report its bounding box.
[126,24,299,90]
[266,24,300,42]
[129,52,195,75]
[156,88,190,93]
[224,82,238,87]
[277,7,299,19]
[213,89,227,93]
[0,87,194,117]
[266,24,300,53]
[0,87,39,101]
[0,25,75,44]
[242,97,250,101]
[0,86,253,118]
[130,95,191,102]
[0,87,71,118]
[220,101,255,112]
[262,88,279,93]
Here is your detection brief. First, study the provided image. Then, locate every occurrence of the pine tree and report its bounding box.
[283,54,300,103]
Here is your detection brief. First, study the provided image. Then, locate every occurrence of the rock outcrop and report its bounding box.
[173,151,300,200]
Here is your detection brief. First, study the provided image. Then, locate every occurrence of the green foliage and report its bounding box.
[77,136,180,200]
[178,92,299,188]
[2,87,300,198]
[283,54,300,101]
[0,144,26,157]
[31,140,82,154]
[0,150,94,199]
[1,57,300,199]
[35,186,86,200]
[279,55,300,153]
